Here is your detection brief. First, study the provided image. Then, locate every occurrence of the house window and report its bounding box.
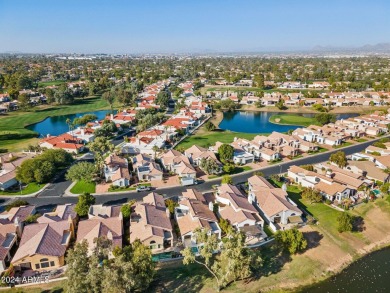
[149,240,157,250]
[35,264,40,269]
[50,261,55,267]
[40,258,50,268]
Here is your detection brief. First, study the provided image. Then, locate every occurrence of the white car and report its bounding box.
[136,185,151,192]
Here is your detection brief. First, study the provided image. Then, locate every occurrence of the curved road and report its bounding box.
[3,136,387,210]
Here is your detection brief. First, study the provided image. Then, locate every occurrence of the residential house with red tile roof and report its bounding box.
[160,150,197,183]
[175,189,221,247]
[77,214,123,256]
[39,134,85,154]
[130,193,173,254]
[132,153,163,182]
[37,204,78,232]
[215,184,263,230]
[0,205,36,272]
[104,154,131,187]
[185,145,223,174]
[247,175,302,231]
[0,153,34,191]
[11,219,73,272]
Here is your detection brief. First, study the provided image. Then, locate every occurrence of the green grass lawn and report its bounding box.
[70,180,96,194]
[269,178,361,253]
[108,183,151,192]
[355,138,367,143]
[0,182,44,196]
[176,130,258,149]
[333,141,354,149]
[269,114,319,127]
[0,280,65,293]
[38,80,67,87]
[308,147,328,155]
[207,165,252,179]
[0,96,109,151]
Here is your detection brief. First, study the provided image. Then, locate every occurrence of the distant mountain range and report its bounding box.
[312,43,390,53]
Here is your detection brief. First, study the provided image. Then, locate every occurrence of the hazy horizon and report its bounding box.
[1,0,389,54]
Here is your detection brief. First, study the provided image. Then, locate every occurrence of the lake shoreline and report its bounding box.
[292,241,390,293]
[238,105,388,114]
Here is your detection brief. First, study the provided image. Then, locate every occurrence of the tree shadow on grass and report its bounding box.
[147,261,210,293]
[303,231,323,250]
[352,216,365,232]
[249,244,292,282]
[42,289,64,293]
[36,107,61,113]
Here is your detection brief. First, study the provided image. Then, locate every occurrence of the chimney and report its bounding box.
[107,230,113,241]
[110,114,114,120]
[14,216,20,227]
[81,128,85,136]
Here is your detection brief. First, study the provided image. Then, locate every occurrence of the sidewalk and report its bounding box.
[0,183,50,199]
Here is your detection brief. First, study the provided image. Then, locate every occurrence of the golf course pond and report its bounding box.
[26,110,113,136]
[219,111,359,133]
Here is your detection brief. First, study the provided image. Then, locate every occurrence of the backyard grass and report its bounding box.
[0,182,44,196]
[70,180,96,194]
[0,280,65,293]
[0,96,109,151]
[177,130,258,149]
[269,114,319,127]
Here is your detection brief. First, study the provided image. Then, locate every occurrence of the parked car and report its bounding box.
[136,185,151,192]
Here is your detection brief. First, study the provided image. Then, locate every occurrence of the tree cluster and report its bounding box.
[315,113,336,125]
[200,158,220,175]
[66,161,96,183]
[337,212,354,233]
[182,229,261,291]
[218,144,234,163]
[16,149,73,184]
[301,187,322,204]
[329,151,347,168]
[66,238,155,293]
[275,228,307,254]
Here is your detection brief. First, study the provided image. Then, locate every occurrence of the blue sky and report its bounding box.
[0,0,389,53]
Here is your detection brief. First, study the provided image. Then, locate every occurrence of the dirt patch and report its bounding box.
[300,226,352,272]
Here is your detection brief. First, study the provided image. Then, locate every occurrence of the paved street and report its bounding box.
[6,135,385,210]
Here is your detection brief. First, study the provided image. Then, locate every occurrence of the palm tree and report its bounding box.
[66,118,71,132]
[152,145,159,159]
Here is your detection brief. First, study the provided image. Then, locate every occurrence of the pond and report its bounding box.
[26,110,113,137]
[300,247,390,293]
[218,111,359,133]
